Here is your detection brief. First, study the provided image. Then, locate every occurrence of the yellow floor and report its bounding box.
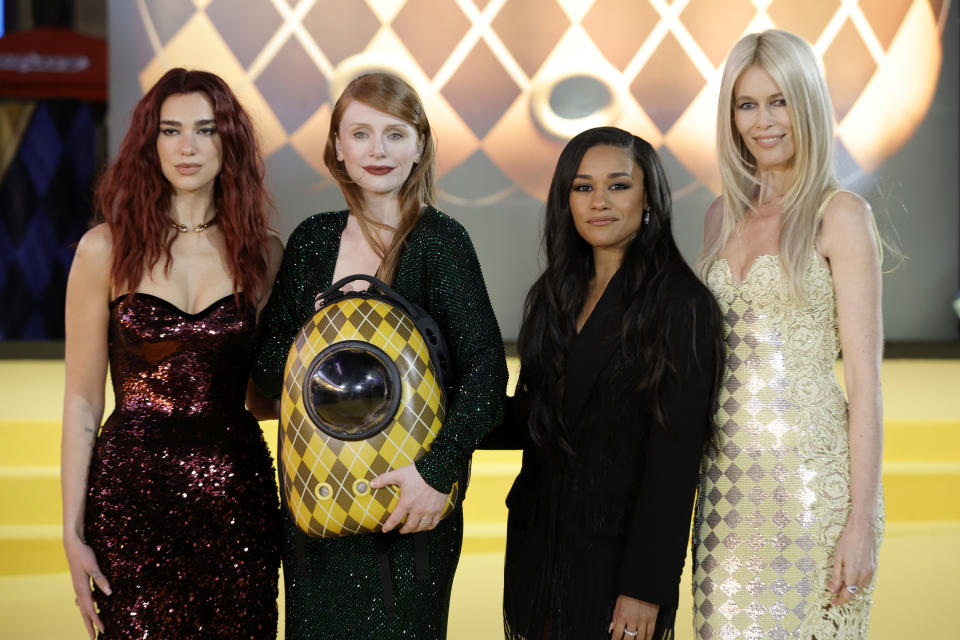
[4,522,959,639]
[1,359,958,638]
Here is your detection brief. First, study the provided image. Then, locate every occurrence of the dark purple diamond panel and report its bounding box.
[0,101,100,340]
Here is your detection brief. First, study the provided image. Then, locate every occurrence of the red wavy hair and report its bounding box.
[95,68,271,300]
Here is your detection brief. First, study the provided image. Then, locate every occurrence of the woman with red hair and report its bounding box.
[61,68,282,639]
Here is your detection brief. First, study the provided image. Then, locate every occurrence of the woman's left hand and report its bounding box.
[608,595,659,640]
[828,519,878,605]
[372,464,446,534]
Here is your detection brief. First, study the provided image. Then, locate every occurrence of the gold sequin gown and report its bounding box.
[692,251,883,640]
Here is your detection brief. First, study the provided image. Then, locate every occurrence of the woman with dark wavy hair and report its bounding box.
[61,68,282,639]
[483,126,722,640]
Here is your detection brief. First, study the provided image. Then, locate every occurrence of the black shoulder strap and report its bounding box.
[374,534,398,619]
[316,274,453,393]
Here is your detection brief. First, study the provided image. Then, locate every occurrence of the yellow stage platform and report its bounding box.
[1,358,957,638]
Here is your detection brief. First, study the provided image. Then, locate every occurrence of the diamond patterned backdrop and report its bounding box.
[100,0,955,341]
[130,0,947,199]
[0,101,99,340]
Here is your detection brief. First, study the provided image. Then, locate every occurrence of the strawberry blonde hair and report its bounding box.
[323,72,437,285]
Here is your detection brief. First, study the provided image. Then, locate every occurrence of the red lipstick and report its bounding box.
[175,163,202,175]
[363,165,394,176]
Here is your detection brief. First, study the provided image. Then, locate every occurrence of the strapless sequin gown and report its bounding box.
[84,293,281,639]
[692,253,883,639]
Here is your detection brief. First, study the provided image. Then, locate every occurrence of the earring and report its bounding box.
[642,207,651,225]
[336,154,343,161]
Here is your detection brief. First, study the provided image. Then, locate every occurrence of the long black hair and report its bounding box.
[516,126,720,458]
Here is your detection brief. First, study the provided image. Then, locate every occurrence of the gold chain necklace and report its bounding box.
[171,215,217,233]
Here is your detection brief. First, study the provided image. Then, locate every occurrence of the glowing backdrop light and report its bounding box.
[132,0,947,197]
[108,0,957,341]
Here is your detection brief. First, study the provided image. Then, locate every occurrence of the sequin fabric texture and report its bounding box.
[692,251,883,640]
[85,293,281,639]
[253,208,507,639]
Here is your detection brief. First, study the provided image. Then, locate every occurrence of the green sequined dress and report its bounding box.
[254,208,507,640]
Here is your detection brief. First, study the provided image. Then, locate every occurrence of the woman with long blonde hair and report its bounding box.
[692,29,884,639]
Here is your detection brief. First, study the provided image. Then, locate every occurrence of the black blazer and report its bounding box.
[484,266,720,639]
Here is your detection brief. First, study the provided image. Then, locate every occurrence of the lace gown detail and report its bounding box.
[692,253,883,640]
[84,293,281,639]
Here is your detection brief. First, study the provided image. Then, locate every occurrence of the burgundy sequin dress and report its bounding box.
[84,293,281,639]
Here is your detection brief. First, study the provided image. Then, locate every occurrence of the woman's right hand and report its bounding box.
[608,594,659,640]
[61,228,113,639]
[64,534,111,639]
[371,464,446,534]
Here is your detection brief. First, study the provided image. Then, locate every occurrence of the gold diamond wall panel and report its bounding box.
[631,33,704,134]
[442,39,522,138]
[302,1,381,65]
[132,0,947,199]
[493,0,570,77]
[822,19,877,121]
[680,0,756,68]
[766,0,840,46]
[204,0,283,67]
[859,0,915,48]
[255,37,329,132]
[392,0,471,77]
[582,0,659,71]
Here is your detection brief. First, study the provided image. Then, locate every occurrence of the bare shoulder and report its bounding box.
[264,232,284,278]
[823,191,871,222]
[705,196,724,223]
[264,232,284,263]
[819,192,874,250]
[254,232,286,311]
[73,223,113,268]
[703,196,724,243]
[67,224,113,301]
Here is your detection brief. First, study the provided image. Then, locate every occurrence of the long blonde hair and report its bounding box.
[697,29,838,299]
[323,72,437,284]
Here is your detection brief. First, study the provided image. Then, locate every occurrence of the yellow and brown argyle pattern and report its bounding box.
[280,296,456,538]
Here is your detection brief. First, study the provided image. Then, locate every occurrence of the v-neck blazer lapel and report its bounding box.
[562,266,627,428]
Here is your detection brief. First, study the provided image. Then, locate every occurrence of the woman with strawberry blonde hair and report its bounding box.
[254,71,507,639]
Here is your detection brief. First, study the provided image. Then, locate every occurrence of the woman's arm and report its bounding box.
[61,225,114,638]
[255,234,285,318]
[376,216,508,534]
[414,217,508,492]
[246,234,285,420]
[252,225,310,400]
[818,192,883,605]
[475,394,526,449]
[703,196,723,247]
[617,291,720,612]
